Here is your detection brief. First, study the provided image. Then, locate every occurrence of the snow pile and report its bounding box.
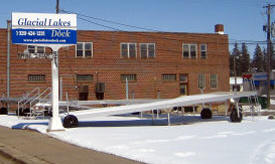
[0,114,275,164]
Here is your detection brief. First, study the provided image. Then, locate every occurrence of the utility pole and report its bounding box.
[56,0,61,100]
[264,4,275,108]
[6,20,11,112]
[234,55,237,91]
[56,0,60,14]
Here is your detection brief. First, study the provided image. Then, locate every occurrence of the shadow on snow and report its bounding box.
[77,115,230,128]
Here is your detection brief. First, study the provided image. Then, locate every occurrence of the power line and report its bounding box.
[77,15,266,45]
[61,9,267,46]
[61,9,160,32]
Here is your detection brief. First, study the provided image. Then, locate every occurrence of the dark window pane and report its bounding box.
[77,43,83,57]
[190,45,196,59]
[77,50,83,57]
[85,43,91,50]
[191,52,196,58]
[28,45,35,53]
[121,44,128,58]
[129,44,136,58]
[201,52,206,59]
[140,44,147,59]
[201,44,206,51]
[77,43,83,50]
[148,44,155,58]
[183,45,189,58]
[85,50,91,57]
[200,44,207,59]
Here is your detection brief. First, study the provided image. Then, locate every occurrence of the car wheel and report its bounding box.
[63,115,79,128]
[201,108,212,119]
[230,109,243,122]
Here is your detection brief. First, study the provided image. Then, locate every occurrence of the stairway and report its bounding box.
[17,87,52,118]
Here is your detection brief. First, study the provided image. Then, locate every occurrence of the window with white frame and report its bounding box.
[183,44,189,58]
[121,74,137,82]
[182,44,197,59]
[27,45,45,54]
[200,44,207,59]
[140,43,155,59]
[76,42,93,58]
[198,73,206,89]
[121,43,136,59]
[210,74,218,89]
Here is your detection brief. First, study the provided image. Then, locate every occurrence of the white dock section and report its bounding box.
[69,91,257,118]
[59,99,167,106]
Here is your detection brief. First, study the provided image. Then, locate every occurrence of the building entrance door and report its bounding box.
[95,82,105,100]
[179,74,188,96]
[180,84,188,95]
[78,85,89,100]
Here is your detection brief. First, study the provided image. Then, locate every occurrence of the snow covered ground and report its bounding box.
[0,114,275,164]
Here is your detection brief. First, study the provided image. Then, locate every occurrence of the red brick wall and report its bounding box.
[0,29,7,97]
[0,29,229,100]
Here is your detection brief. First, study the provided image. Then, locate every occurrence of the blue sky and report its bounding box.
[0,0,275,54]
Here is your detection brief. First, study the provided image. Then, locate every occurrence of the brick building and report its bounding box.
[0,24,229,101]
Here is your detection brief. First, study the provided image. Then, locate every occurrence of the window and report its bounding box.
[28,45,35,54]
[140,43,155,59]
[210,74,218,89]
[76,74,93,82]
[190,45,197,59]
[198,74,206,89]
[162,74,176,81]
[28,74,45,82]
[183,45,189,58]
[121,43,137,58]
[200,44,207,59]
[121,44,128,58]
[76,42,93,58]
[182,44,197,59]
[121,74,137,82]
[179,74,188,83]
[27,45,45,54]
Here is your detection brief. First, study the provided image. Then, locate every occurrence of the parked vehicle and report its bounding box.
[238,96,267,109]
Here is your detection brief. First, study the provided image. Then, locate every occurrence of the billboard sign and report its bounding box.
[12,12,77,45]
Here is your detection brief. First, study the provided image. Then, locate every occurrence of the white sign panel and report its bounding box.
[12,12,77,44]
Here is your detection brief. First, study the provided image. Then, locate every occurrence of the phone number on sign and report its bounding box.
[16,30,45,36]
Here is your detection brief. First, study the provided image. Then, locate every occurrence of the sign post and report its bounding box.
[12,12,77,131]
[48,46,64,131]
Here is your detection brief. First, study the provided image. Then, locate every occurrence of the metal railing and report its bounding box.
[29,87,52,118]
[17,87,40,116]
[243,78,261,117]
